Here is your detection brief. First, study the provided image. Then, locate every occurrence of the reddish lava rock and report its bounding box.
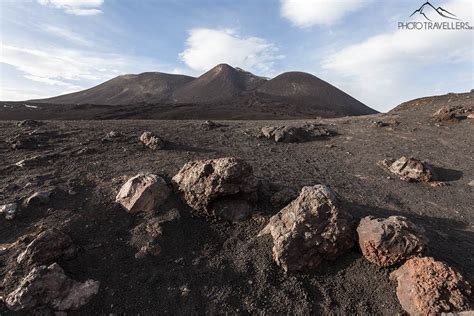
[357,216,427,267]
[390,257,472,315]
[380,156,434,182]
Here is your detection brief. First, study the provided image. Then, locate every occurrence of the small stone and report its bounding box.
[139,132,165,150]
[0,203,17,220]
[390,257,472,315]
[201,120,222,130]
[259,185,354,272]
[357,216,428,267]
[115,173,170,214]
[468,180,474,187]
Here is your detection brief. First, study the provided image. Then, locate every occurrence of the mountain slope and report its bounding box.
[255,72,377,116]
[171,64,267,103]
[31,72,195,105]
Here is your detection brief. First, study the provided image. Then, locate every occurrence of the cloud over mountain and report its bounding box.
[179,28,284,76]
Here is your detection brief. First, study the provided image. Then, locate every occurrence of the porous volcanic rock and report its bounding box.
[259,185,354,272]
[172,157,258,221]
[380,156,434,182]
[25,190,53,207]
[260,124,331,143]
[115,173,170,214]
[390,257,472,315]
[5,263,100,311]
[357,216,427,267]
[201,120,223,130]
[16,229,77,265]
[270,187,298,208]
[139,131,165,150]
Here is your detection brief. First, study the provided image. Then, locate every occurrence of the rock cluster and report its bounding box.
[380,156,434,182]
[260,124,331,143]
[357,216,427,267]
[139,131,165,150]
[259,185,354,272]
[116,173,170,213]
[172,157,258,221]
[433,105,472,122]
[5,263,99,311]
[390,257,472,315]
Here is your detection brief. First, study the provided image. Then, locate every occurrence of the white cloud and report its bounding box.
[38,0,104,15]
[43,25,93,46]
[321,0,473,111]
[281,0,372,27]
[179,28,284,76]
[0,43,163,100]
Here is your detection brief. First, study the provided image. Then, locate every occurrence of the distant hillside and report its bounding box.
[31,72,195,105]
[26,63,377,118]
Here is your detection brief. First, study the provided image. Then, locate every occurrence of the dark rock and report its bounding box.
[259,185,354,272]
[130,209,180,258]
[17,120,42,128]
[25,190,53,207]
[390,257,472,315]
[5,263,99,311]
[16,229,77,265]
[201,120,223,130]
[357,216,428,267]
[270,187,298,208]
[172,157,258,221]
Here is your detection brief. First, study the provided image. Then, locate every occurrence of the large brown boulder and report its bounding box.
[172,157,258,221]
[5,263,100,311]
[116,173,170,214]
[380,156,434,182]
[390,257,472,315]
[259,185,354,272]
[357,216,427,267]
[16,229,77,265]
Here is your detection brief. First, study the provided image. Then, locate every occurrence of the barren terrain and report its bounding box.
[0,91,473,314]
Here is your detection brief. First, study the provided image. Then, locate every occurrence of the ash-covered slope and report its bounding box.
[255,72,377,116]
[171,64,267,103]
[30,72,195,105]
[26,64,377,118]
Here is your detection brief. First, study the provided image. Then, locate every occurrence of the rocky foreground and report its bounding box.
[0,91,473,314]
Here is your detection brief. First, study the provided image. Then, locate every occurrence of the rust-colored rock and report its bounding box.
[172,157,258,221]
[357,216,427,267]
[116,173,170,213]
[259,185,354,272]
[380,156,434,182]
[5,263,100,311]
[390,257,472,315]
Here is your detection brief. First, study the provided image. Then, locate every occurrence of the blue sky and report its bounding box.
[0,0,472,111]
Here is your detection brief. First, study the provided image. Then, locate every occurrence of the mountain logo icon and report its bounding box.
[410,1,459,21]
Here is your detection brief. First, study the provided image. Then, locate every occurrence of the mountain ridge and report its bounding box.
[28,63,378,118]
